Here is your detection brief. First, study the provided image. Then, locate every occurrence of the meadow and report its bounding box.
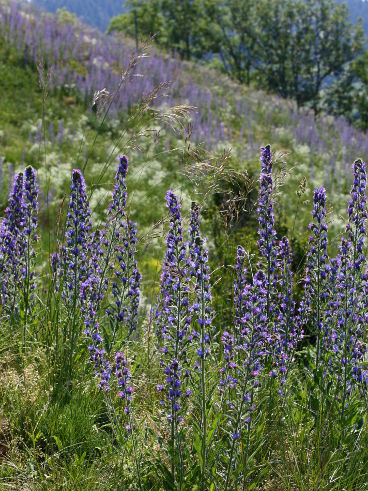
[0,1,368,490]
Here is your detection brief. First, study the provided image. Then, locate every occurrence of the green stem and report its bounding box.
[200,262,207,491]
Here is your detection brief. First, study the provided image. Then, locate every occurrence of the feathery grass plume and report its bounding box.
[332,160,367,421]
[188,202,213,489]
[298,187,329,377]
[155,190,191,489]
[0,172,25,318]
[221,246,266,490]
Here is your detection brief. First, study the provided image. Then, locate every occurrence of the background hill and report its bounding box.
[2,0,368,254]
[29,0,368,37]
[30,0,125,30]
[344,0,368,34]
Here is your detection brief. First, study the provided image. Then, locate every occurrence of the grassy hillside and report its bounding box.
[2,1,368,244]
[1,3,368,489]
[2,0,368,303]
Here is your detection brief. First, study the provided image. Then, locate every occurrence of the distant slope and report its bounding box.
[338,0,368,34]
[2,0,368,250]
[30,0,125,31]
[29,1,368,38]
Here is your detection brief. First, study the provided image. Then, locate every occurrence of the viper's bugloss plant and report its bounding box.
[0,172,25,316]
[256,145,297,384]
[115,351,133,431]
[257,146,278,319]
[80,157,141,391]
[276,236,298,386]
[188,202,213,489]
[98,156,141,349]
[81,274,112,390]
[332,160,367,421]
[0,168,39,345]
[155,190,191,490]
[20,166,39,343]
[54,168,92,380]
[299,186,329,377]
[221,246,267,490]
[61,169,92,305]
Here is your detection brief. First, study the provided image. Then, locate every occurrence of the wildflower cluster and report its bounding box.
[296,159,368,414]
[2,145,368,489]
[79,157,140,402]
[0,167,39,327]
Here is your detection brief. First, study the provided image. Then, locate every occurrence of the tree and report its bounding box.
[255,0,302,99]
[325,51,368,129]
[107,0,164,48]
[203,0,259,84]
[257,0,364,112]
[161,0,203,60]
[302,0,364,112]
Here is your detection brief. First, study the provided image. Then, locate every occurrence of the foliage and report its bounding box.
[108,0,365,121]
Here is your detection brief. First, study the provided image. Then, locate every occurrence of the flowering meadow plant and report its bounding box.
[1,146,368,489]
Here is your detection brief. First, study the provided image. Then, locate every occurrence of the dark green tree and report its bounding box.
[257,0,364,112]
[203,0,259,84]
[107,0,164,48]
[161,0,203,60]
[325,51,368,129]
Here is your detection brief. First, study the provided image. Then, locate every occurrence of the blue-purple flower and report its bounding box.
[155,191,191,426]
[58,169,92,306]
[298,187,329,372]
[0,172,25,310]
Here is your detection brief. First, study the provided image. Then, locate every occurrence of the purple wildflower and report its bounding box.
[115,352,133,423]
[220,246,266,446]
[102,157,141,339]
[58,169,92,306]
[187,202,213,484]
[20,167,39,316]
[188,202,212,355]
[81,275,112,390]
[0,172,25,312]
[298,187,329,373]
[155,190,191,428]
[80,157,140,388]
[274,237,299,385]
[333,160,367,407]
